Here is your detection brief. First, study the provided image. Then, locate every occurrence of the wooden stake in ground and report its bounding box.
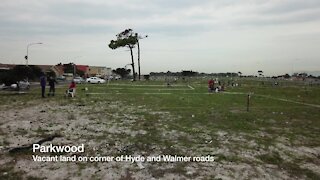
[247,94,251,112]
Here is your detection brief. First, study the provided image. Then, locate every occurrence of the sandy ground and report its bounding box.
[0,99,319,179]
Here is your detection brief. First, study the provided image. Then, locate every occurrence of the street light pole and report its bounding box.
[73,63,76,78]
[26,42,43,66]
[124,63,132,69]
[136,33,148,80]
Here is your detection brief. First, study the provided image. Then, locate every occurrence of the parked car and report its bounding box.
[73,77,85,84]
[56,76,66,81]
[107,75,121,80]
[114,75,121,80]
[10,80,30,90]
[86,77,106,84]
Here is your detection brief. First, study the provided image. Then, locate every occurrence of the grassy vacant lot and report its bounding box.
[0,78,319,179]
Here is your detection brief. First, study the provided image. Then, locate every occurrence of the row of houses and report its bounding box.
[0,63,112,78]
[75,65,112,78]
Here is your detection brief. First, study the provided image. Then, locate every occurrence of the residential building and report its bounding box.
[88,66,109,77]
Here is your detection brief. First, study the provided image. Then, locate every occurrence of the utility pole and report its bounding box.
[26,42,43,66]
[136,33,148,80]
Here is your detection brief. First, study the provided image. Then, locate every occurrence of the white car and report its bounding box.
[10,80,30,90]
[114,75,121,80]
[0,83,5,90]
[86,77,106,84]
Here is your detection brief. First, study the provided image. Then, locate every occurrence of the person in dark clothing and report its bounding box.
[48,76,57,96]
[40,74,46,98]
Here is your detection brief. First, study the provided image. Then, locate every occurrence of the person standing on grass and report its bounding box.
[48,76,57,96]
[40,73,46,98]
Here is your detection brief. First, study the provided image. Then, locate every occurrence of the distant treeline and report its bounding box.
[149,71,320,79]
[0,65,43,85]
[150,71,239,77]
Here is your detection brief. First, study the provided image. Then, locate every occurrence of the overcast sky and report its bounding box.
[0,0,320,75]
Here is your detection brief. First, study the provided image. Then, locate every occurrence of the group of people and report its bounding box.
[208,78,225,93]
[40,73,76,98]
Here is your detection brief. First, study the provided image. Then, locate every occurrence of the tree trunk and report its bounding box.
[137,40,141,80]
[129,46,136,81]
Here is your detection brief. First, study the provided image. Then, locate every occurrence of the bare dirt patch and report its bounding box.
[0,100,319,179]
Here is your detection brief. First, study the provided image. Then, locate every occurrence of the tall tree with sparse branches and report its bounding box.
[109,29,138,81]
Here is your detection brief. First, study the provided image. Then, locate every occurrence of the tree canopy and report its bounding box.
[112,68,131,78]
[181,70,198,77]
[108,29,138,49]
[108,29,138,81]
[0,65,43,85]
